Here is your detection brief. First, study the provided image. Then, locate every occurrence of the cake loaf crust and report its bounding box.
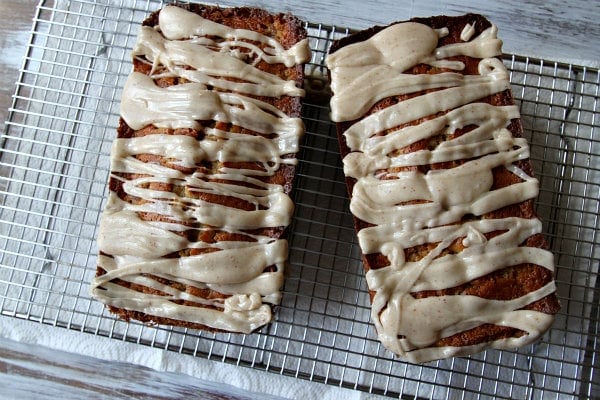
[327,14,559,362]
[91,4,310,333]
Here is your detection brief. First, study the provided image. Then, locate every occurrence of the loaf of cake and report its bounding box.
[91,4,310,333]
[326,14,559,362]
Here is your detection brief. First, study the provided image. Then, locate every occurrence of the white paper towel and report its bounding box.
[0,315,384,400]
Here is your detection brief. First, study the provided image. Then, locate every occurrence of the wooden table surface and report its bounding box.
[1,0,598,398]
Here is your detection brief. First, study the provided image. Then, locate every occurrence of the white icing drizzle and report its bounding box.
[133,26,305,97]
[326,21,556,362]
[91,6,310,333]
[157,5,310,68]
[327,24,504,122]
[121,72,304,133]
[460,22,476,41]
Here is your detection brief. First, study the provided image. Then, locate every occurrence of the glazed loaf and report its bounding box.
[326,14,559,362]
[91,4,309,333]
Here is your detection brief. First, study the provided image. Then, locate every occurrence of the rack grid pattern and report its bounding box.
[1,1,599,398]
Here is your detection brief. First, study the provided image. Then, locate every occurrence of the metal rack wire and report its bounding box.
[0,0,598,398]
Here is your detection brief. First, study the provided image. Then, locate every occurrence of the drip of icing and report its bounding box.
[339,58,510,138]
[435,24,502,59]
[327,21,555,362]
[158,5,310,67]
[327,24,505,122]
[95,240,286,286]
[92,6,310,333]
[134,26,305,97]
[460,22,476,41]
[121,72,304,133]
[342,103,522,177]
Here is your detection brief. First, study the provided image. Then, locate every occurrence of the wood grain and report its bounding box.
[0,0,37,135]
[0,337,282,400]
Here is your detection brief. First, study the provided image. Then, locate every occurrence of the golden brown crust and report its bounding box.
[331,14,560,349]
[142,4,306,120]
[97,4,307,332]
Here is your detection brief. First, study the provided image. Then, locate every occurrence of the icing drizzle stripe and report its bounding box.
[326,20,556,362]
[91,6,310,333]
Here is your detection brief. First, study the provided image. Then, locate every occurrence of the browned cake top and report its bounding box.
[327,14,558,362]
[91,5,309,333]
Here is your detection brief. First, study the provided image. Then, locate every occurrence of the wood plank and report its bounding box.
[0,337,283,400]
[0,0,37,134]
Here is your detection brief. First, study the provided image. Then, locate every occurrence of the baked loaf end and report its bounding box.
[327,14,559,362]
[91,4,310,333]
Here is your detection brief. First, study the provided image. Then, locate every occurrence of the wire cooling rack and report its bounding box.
[1,0,599,398]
